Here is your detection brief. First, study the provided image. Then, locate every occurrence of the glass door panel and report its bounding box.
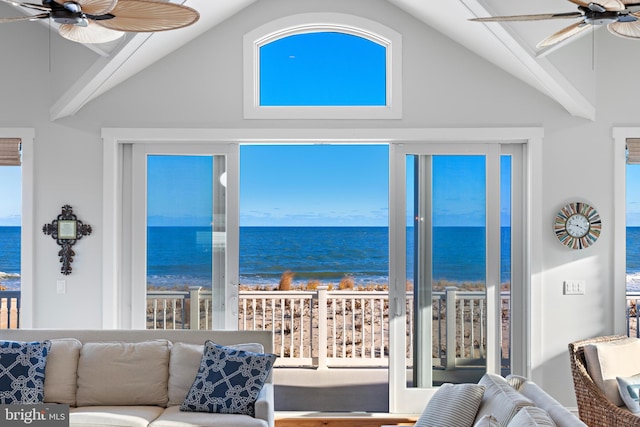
[132,144,238,330]
[389,143,519,413]
[406,154,487,388]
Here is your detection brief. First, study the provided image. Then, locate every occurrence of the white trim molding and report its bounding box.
[612,127,638,334]
[0,128,36,327]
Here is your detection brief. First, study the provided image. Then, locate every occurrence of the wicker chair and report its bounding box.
[569,335,640,426]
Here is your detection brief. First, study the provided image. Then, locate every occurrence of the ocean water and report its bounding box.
[0,226,20,290]
[2,225,640,291]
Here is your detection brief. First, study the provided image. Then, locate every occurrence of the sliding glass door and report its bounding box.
[389,143,523,412]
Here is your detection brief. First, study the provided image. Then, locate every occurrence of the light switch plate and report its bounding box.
[564,280,585,295]
[56,279,66,294]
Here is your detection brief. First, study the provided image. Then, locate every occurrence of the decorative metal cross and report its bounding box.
[43,205,92,275]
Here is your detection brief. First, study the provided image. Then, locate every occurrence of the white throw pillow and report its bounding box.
[414,383,485,427]
[508,406,557,427]
[584,338,640,407]
[474,414,500,427]
[617,373,640,413]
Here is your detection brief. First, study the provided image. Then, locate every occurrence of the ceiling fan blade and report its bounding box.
[608,17,640,37]
[537,20,591,47]
[76,0,117,15]
[567,0,590,6]
[595,0,626,11]
[94,0,198,32]
[58,21,124,43]
[0,11,47,22]
[0,0,50,12]
[470,12,583,22]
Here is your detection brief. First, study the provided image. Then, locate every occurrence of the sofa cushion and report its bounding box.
[76,340,171,407]
[152,405,268,427]
[44,338,82,405]
[70,406,165,427]
[0,340,51,404]
[476,373,535,426]
[584,337,640,406]
[508,406,557,426]
[414,383,485,427]
[616,373,640,413]
[168,342,265,406]
[474,414,501,427]
[180,340,276,416]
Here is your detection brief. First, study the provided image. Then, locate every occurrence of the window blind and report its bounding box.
[0,138,21,166]
[627,138,640,165]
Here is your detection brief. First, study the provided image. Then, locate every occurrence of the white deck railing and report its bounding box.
[146,286,506,369]
[0,291,20,329]
[5,288,640,367]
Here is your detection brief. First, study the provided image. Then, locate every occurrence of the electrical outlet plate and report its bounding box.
[564,280,585,295]
[56,279,66,294]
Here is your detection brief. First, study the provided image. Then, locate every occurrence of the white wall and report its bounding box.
[1,0,632,408]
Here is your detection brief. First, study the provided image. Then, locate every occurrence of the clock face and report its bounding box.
[565,214,590,238]
[554,202,601,249]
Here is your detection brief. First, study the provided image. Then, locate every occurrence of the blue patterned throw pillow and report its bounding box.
[0,340,51,404]
[180,340,276,416]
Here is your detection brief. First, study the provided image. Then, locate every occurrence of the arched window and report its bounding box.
[244,13,402,119]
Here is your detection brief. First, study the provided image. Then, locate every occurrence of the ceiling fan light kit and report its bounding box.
[470,0,640,48]
[0,0,199,44]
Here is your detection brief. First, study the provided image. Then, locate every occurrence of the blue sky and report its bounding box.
[260,32,386,106]
[3,152,638,227]
[240,145,389,226]
[143,147,507,228]
[0,167,21,226]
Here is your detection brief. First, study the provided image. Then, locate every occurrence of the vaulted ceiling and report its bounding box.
[3,0,613,121]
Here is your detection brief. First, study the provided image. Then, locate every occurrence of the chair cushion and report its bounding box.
[617,373,640,413]
[414,383,485,427]
[44,338,82,405]
[475,373,535,426]
[76,340,171,407]
[151,405,268,427]
[507,406,557,426]
[168,342,265,406]
[70,406,165,427]
[180,341,276,416]
[584,338,640,406]
[0,340,51,404]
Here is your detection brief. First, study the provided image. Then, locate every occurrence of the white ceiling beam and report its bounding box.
[50,0,257,121]
[388,0,595,120]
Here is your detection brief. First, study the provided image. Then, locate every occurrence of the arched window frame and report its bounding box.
[243,13,402,119]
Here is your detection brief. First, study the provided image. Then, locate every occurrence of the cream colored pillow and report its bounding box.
[76,340,171,407]
[167,341,264,406]
[584,338,640,407]
[475,373,534,426]
[43,338,82,405]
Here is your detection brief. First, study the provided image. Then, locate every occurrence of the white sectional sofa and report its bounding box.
[0,329,275,427]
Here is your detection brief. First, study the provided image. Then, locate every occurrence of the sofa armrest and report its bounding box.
[255,383,274,427]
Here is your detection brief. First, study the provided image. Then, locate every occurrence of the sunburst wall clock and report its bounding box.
[554,202,602,250]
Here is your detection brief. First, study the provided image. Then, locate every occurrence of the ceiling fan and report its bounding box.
[470,0,640,48]
[0,0,199,44]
